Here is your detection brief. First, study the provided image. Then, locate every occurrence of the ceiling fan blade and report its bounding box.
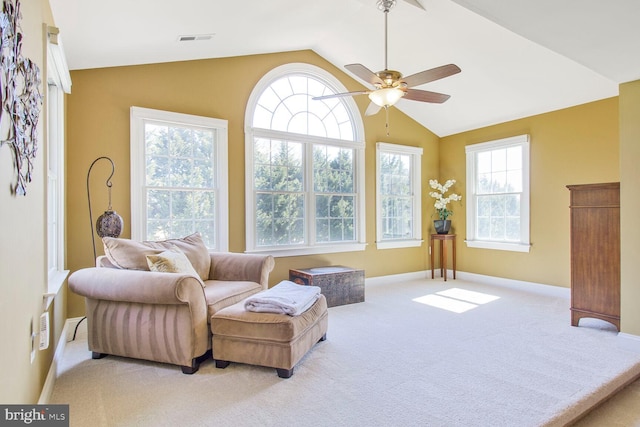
[402,64,461,88]
[312,90,369,101]
[404,89,451,103]
[345,64,384,86]
[402,0,425,10]
[365,102,382,116]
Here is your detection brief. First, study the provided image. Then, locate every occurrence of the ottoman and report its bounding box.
[211,294,328,378]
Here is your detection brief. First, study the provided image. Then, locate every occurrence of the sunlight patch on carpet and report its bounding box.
[413,287,500,313]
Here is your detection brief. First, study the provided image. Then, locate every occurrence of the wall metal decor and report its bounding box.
[0,0,43,196]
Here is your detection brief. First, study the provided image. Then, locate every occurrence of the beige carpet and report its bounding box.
[50,277,640,426]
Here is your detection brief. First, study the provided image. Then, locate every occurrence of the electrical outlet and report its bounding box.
[39,312,50,350]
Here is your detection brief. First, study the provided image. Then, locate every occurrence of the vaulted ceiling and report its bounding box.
[48,0,640,136]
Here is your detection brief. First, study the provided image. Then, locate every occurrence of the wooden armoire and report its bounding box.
[567,182,620,331]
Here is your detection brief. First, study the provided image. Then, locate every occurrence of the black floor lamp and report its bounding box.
[74,156,124,340]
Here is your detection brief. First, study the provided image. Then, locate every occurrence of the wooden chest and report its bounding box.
[289,266,365,308]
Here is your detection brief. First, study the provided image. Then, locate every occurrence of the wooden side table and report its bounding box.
[430,234,456,281]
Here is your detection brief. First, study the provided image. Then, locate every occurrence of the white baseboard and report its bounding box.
[455,271,571,298]
[365,270,429,286]
[38,316,85,404]
[366,269,570,299]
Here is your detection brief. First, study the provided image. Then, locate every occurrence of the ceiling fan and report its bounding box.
[313,0,461,117]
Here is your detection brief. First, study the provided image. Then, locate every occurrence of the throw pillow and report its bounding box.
[102,232,211,281]
[146,246,205,287]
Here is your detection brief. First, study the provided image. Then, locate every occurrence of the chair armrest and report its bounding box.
[208,253,275,288]
[68,267,205,305]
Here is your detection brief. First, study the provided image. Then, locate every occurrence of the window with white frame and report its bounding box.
[245,63,366,257]
[46,27,71,295]
[376,142,423,249]
[465,134,531,252]
[130,107,229,251]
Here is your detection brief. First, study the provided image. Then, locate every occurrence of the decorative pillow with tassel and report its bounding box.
[145,245,205,287]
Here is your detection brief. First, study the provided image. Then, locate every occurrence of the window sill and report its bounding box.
[247,243,367,258]
[45,270,69,310]
[376,239,423,250]
[465,240,531,253]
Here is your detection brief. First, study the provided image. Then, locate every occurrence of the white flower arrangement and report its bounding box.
[428,179,462,220]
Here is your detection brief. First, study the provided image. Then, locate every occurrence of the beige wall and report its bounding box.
[439,98,620,287]
[619,80,640,336]
[65,50,440,317]
[0,0,67,403]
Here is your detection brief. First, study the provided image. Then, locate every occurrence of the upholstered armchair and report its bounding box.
[68,233,275,374]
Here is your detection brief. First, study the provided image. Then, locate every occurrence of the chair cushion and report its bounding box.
[204,280,263,319]
[102,233,211,281]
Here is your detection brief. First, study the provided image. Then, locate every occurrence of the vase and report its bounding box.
[434,219,451,235]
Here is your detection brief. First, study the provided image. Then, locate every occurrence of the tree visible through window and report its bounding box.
[130,107,229,251]
[465,134,530,252]
[245,63,365,256]
[376,143,422,249]
[144,123,217,244]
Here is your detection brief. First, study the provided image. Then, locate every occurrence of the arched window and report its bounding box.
[245,63,366,256]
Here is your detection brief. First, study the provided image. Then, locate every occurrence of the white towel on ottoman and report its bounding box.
[244,280,321,316]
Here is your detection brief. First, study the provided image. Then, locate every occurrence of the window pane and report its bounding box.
[477,151,492,173]
[316,218,329,242]
[505,194,520,216]
[477,217,490,239]
[490,216,505,240]
[257,87,281,113]
[254,140,303,192]
[170,158,194,187]
[478,173,491,194]
[491,171,507,193]
[313,145,353,193]
[316,195,329,217]
[477,196,491,217]
[506,146,522,169]
[195,220,216,248]
[491,149,506,172]
[506,217,520,241]
[270,77,294,100]
[316,195,355,243]
[255,192,304,247]
[147,219,171,241]
[146,156,169,187]
[506,170,522,192]
[147,190,170,219]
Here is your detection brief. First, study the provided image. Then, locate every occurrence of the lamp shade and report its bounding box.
[96,209,123,238]
[368,87,404,108]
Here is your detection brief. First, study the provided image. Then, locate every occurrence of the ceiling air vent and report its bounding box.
[178,34,215,42]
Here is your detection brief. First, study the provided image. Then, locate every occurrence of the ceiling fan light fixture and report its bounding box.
[368,87,404,108]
